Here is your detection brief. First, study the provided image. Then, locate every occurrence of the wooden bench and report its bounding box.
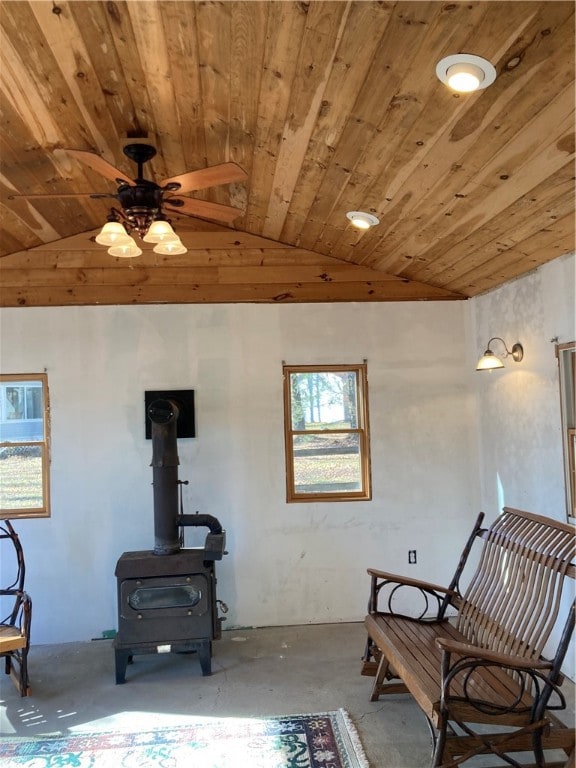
[361,508,575,767]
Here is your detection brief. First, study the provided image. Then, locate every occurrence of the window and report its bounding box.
[0,374,50,518]
[283,364,371,502]
[557,342,575,523]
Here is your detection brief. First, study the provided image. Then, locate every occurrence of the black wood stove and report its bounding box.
[114,399,227,684]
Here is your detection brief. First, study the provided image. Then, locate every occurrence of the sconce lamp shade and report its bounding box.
[476,337,524,371]
[95,221,132,246]
[143,220,178,243]
[476,349,505,371]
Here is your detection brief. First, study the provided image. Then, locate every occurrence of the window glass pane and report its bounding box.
[292,432,362,494]
[4,386,25,420]
[290,371,358,430]
[0,444,44,510]
[26,385,43,420]
[0,382,44,443]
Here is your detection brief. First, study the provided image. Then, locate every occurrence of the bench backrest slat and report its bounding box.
[457,508,575,660]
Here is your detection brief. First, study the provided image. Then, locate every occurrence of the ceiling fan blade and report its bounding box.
[162,162,247,194]
[164,196,243,223]
[8,192,116,200]
[65,149,134,186]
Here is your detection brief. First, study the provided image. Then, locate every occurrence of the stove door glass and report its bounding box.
[128,584,202,610]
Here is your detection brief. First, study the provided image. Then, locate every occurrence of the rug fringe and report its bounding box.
[338,708,371,768]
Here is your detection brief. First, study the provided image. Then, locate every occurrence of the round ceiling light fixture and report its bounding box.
[346,211,380,230]
[436,54,496,93]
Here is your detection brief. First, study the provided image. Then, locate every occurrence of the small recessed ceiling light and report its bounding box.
[436,54,496,93]
[346,211,379,230]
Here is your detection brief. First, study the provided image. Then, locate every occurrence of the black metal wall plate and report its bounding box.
[144,390,195,439]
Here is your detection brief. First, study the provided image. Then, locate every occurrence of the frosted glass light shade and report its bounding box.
[95,221,131,246]
[476,350,505,371]
[108,239,142,258]
[143,220,178,243]
[153,238,187,255]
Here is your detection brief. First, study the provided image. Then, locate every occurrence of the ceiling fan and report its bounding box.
[9,143,248,238]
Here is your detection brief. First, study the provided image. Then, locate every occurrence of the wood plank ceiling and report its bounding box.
[0,1,574,307]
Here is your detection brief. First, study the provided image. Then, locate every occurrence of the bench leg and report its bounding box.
[370,653,408,701]
[361,636,381,676]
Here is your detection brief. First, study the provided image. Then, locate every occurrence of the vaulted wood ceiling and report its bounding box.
[0,1,574,307]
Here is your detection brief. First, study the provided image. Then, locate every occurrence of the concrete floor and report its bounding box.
[0,622,574,767]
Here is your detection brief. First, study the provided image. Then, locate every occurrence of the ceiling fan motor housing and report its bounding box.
[117,182,164,238]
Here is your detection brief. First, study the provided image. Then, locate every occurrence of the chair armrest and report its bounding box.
[435,636,553,671]
[0,589,31,643]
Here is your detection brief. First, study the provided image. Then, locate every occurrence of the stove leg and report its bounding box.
[115,649,131,684]
[198,641,212,676]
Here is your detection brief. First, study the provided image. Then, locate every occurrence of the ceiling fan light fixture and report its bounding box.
[153,238,188,255]
[95,221,131,246]
[143,219,178,243]
[346,211,379,230]
[108,239,142,258]
[436,54,496,93]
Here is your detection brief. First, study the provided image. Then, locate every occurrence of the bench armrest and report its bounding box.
[367,569,452,595]
[435,636,567,721]
[367,568,457,619]
[435,636,553,671]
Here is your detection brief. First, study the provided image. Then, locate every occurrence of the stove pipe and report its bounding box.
[148,398,181,556]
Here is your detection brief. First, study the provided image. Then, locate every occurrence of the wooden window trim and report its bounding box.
[556,342,576,523]
[0,373,51,519]
[283,363,371,503]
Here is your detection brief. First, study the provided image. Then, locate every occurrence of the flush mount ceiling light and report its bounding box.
[436,54,497,93]
[346,211,380,230]
[476,337,524,371]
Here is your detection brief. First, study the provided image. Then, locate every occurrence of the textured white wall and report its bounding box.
[472,253,575,518]
[472,252,576,679]
[1,261,574,680]
[0,301,479,645]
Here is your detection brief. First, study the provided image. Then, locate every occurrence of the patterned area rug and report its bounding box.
[0,709,369,767]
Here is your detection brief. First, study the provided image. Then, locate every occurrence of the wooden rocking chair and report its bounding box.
[0,520,32,696]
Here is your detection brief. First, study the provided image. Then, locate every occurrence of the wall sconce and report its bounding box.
[476,337,524,371]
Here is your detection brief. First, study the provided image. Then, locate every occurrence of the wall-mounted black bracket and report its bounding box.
[144,389,195,439]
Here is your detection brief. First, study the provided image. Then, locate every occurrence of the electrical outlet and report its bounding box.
[408,550,417,564]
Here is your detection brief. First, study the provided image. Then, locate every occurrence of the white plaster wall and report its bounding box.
[471,252,576,680]
[0,301,480,646]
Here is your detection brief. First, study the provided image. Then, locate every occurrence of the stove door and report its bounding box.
[120,574,209,619]
[117,573,214,645]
